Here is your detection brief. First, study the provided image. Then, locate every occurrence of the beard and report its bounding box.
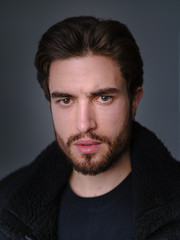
[55,112,132,176]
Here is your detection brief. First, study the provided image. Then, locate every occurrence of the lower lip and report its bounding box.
[75,143,101,154]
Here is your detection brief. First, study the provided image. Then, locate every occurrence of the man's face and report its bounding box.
[49,55,139,175]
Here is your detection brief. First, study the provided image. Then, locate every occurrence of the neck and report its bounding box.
[69,150,131,197]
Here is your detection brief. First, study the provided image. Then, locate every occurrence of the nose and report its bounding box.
[76,101,96,133]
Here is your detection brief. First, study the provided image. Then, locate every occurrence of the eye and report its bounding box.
[97,96,112,103]
[59,98,72,106]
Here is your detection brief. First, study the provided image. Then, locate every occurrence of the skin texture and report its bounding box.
[49,54,143,197]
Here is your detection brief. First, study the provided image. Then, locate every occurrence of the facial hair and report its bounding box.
[55,111,132,176]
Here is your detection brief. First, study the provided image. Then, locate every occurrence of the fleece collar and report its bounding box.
[131,122,180,239]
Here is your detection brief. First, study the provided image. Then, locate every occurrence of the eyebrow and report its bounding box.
[51,92,73,98]
[90,87,120,96]
[50,87,120,99]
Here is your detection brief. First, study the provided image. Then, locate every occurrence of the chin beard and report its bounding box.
[55,113,132,176]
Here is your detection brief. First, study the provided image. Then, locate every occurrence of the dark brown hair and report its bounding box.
[34,16,143,101]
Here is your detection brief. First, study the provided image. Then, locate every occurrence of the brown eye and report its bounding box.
[60,98,72,105]
[98,96,112,103]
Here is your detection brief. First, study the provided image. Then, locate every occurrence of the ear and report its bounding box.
[132,87,143,118]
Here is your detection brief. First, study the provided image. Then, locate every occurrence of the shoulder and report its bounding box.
[132,121,180,168]
[0,141,72,239]
[132,122,180,240]
[0,141,71,207]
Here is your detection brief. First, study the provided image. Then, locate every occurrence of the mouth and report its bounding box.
[74,139,102,154]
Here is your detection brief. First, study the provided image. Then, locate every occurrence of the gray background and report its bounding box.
[0,0,180,180]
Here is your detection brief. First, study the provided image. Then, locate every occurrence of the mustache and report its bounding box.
[66,132,112,147]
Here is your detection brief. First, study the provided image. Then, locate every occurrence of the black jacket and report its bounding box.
[0,122,180,240]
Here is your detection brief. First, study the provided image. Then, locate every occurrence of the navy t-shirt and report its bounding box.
[58,173,133,240]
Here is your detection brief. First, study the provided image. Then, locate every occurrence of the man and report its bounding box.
[0,16,180,240]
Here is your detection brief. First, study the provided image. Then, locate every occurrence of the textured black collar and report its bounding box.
[131,122,180,239]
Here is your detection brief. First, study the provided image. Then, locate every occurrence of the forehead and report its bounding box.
[49,55,126,93]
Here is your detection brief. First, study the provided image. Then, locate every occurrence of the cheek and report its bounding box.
[97,100,130,135]
[51,107,75,140]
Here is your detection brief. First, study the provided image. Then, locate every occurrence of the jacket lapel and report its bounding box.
[131,122,180,240]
